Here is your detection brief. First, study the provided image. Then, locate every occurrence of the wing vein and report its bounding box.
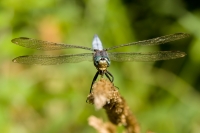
[12,37,93,51]
[108,51,186,62]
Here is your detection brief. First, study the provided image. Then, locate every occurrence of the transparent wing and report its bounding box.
[108,51,186,62]
[12,53,93,65]
[12,37,93,51]
[106,33,190,51]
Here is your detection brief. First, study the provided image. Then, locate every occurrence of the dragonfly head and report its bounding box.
[93,51,110,72]
[94,58,110,71]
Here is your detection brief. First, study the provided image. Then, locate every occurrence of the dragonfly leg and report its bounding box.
[106,71,114,82]
[106,71,119,89]
[90,71,99,93]
[105,72,112,82]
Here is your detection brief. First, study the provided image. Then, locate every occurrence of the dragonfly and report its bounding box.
[12,33,189,93]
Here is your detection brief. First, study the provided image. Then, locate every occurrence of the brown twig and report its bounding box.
[88,115,116,133]
[87,78,140,133]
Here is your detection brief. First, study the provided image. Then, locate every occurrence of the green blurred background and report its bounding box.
[0,0,200,133]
